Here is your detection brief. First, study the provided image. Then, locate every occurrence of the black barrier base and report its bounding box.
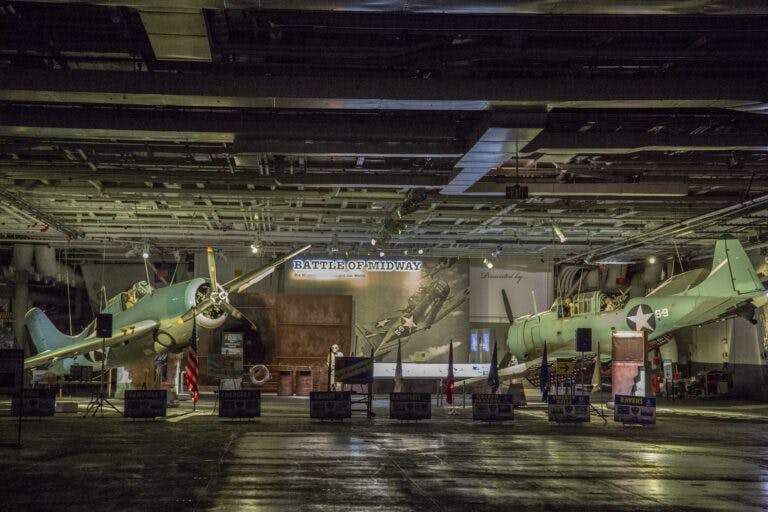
[219,390,261,419]
[472,394,514,422]
[310,391,352,420]
[389,392,431,421]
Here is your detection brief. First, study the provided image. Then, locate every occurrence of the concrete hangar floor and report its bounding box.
[1,393,767,511]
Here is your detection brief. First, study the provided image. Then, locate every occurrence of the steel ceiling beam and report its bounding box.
[1,70,766,109]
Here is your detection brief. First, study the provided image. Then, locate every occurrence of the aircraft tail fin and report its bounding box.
[24,308,79,353]
[683,238,764,297]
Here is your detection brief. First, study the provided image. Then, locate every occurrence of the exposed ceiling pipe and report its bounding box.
[563,192,768,264]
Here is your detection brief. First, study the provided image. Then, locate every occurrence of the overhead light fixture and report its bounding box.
[404,249,409,255]
[552,224,567,243]
[491,244,502,258]
[371,238,377,246]
[418,248,424,255]
[141,244,150,259]
[648,256,657,264]
[379,251,385,258]
[483,258,493,269]
[250,240,261,254]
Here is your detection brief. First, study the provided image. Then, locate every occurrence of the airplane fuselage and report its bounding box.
[62,278,205,371]
[507,293,762,361]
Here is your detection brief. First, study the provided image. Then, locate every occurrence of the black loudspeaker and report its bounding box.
[575,328,592,352]
[96,313,113,338]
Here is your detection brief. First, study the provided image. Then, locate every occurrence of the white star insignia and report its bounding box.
[375,318,390,328]
[628,305,655,332]
[401,316,416,329]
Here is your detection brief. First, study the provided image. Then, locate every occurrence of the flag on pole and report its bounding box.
[446,340,455,405]
[394,339,404,393]
[591,341,601,392]
[185,315,199,403]
[487,340,499,394]
[540,341,549,402]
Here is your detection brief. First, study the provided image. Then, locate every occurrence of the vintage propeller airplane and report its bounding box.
[23,245,311,374]
[457,237,767,389]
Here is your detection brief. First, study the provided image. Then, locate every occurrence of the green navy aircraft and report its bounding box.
[23,245,311,374]
[458,238,767,387]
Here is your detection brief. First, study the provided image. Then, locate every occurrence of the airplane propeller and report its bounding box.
[501,289,514,325]
[183,247,256,327]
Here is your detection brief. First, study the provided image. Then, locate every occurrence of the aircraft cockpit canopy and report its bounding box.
[131,281,153,301]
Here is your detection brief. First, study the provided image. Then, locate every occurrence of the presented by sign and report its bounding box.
[291,259,423,280]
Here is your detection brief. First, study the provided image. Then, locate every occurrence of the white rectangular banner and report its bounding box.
[470,267,552,323]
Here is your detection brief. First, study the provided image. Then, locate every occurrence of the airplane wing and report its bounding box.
[221,244,311,294]
[24,319,159,370]
[431,288,470,324]
[453,351,610,390]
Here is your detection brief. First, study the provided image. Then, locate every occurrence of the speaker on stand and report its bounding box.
[84,313,121,417]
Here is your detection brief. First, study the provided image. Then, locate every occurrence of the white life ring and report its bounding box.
[249,364,271,385]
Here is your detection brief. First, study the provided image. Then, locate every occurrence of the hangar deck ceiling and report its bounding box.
[0,1,767,264]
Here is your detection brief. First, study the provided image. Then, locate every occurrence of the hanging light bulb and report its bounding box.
[379,250,385,258]
[648,256,657,264]
[250,240,261,254]
[418,248,424,255]
[371,238,377,246]
[141,244,150,259]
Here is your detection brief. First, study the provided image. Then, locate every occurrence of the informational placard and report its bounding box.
[219,389,261,418]
[389,392,431,420]
[0,349,24,395]
[11,388,56,417]
[309,391,351,419]
[123,390,167,418]
[547,395,590,423]
[221,332,244,355]
[334,357,373,384]
[614,395,656,425]
[472,394,514,421]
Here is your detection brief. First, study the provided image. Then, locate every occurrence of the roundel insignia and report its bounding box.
[626,304,656,333]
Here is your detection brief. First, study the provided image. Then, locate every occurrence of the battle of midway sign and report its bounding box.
[291,259,423,280]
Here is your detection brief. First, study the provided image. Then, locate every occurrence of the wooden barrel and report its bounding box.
[277,370,293,396]
[295,370,313,396]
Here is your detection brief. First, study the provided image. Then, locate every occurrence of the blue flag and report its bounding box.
[487,341,499,393]
[540,341,549,402]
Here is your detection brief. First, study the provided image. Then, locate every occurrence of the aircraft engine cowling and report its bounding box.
[191,281,227,329]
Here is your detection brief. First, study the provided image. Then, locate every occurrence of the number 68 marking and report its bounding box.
[655,308,669,319]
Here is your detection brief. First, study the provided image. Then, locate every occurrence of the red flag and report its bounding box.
[446,340,454,405]
[185,317,199,403]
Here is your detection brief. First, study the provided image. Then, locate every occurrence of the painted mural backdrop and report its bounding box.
[285,257,469,363]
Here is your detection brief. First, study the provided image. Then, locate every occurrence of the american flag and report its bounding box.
[446,340,454,405]
[185,317,199,403]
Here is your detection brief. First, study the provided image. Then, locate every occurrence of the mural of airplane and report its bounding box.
[23,245,311,374]
[457,238,767,389]
[356,262,469,358]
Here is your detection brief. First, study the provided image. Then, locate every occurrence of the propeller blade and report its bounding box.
[182,298,212,322]
[502,289,515,325]
[207,247,218,287]
[219,302,258,328]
